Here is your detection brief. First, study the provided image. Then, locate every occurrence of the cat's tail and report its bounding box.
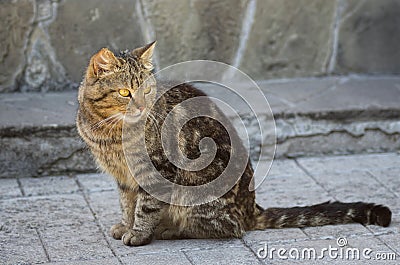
[254,201,392,229]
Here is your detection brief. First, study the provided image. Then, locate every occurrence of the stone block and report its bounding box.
[0,228,48,264]
[122,252,192,265]
[297,153,400,175]
[42,257,120,265]
[301,169,396,203]
[48,0,144,83]
[77,173,116,193]
[368,167,400,198]
[240,0,336,79]
[337,0,400,74]
[0,131,96,178]
[377,233,400,257]
[19,175,79,196]
[2,195,85,228]
[255,162,332,208]
[39,222,113,262]
[244,228,308,245]
[0,0,34,92]
[185,247,258,265]
[303,224,371,240]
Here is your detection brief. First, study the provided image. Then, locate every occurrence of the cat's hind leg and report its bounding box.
[158,201,245,240]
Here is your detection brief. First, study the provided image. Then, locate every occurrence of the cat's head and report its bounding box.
[78,41,157,124]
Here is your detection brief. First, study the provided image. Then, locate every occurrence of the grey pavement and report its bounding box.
[1,153,399,265]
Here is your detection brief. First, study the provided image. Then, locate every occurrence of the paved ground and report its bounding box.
[1,153,399,265]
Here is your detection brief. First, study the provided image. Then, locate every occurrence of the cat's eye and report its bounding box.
[143,87,151,94]
[119,89,130,97]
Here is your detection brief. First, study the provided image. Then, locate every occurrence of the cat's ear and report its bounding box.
[86,48,120,80]
[131,41,156,70]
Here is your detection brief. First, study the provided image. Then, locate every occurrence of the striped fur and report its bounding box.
[77,42,392,247]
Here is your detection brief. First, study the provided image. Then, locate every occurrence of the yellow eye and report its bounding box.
[119,89,130,97]
[143,86,151,94]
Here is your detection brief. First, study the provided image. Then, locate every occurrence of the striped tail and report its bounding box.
[255,201,392,229]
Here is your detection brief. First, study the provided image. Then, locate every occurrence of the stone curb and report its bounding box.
[1,76,399,178]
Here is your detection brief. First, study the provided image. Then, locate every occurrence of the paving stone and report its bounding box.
[0,178,22,199]
[297,153,400,174]
[185,247,261,265]
[255,161,332,208]
[344,236,398,263]
[39,222,113,262]
[303,224,371,240]
[377,233,400,257]
[42,257,120,265]
[301,170,396,202]
[1,153,399,264]
[261,237,397,264]
[86,190,120,231]
[244,229,308,245]
[0,194,105,245]
[122,252,192,265]
[0,194,114,262]
[20,175,79,196]
[113,237,245,257]
[77,173,117,193]
[257,238,338,264]
[0,228,48,265]
[368,167,400,198]
[253,159,308,200]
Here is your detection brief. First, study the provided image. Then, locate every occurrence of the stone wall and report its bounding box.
[1,0,399,92]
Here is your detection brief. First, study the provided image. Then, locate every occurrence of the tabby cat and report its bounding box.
[76,42,392,246]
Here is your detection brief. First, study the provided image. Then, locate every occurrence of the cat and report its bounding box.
[76,41,392,246]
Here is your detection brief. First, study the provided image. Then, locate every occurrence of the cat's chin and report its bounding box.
[123,112,144,124]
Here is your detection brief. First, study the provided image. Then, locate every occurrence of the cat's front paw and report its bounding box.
[122,229,153,246]
[110,223,129,240]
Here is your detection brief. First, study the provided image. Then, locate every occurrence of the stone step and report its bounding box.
[1,76,400,178]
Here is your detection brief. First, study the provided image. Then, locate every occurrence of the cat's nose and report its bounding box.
[138,106,145,112]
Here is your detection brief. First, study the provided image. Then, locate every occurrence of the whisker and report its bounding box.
[90,113,121,131]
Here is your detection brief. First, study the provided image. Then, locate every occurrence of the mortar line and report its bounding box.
[239,238,266,265]
[181,251,196,265]
[364,226,400,257]
[365,171,399,198]
[16,178,26,196]
[293,159,338,201]
[74,176,124,265]
[299,227,312,239]
[35,227,51,262]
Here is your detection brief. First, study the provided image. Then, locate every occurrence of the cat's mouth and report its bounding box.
[123,109,145,123]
